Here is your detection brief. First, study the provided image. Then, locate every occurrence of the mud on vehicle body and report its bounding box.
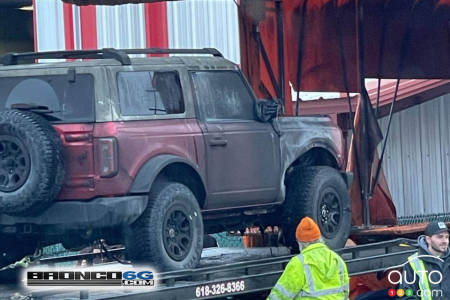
[0,48,352,271]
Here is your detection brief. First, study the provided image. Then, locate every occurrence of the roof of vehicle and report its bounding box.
[0,56,238,72]
[0,48,238,72]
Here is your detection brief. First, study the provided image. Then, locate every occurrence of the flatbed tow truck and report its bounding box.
[1,1,447,299]
[1,237,417,300]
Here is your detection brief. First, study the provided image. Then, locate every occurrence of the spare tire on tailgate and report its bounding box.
[0,110,65,216]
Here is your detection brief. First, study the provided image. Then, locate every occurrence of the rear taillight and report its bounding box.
[97,137,118,178]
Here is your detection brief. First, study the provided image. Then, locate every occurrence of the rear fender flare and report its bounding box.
[129,154,206,194]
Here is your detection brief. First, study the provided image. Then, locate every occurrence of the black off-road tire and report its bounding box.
[0,110,65,216]
[125,182,203,272]
[280,166,351,251]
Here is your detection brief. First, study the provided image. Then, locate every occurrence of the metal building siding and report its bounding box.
[439,96,450,213]
[96,4,146,49]
[379,94,450,217]
[72,6,82,50]
[420,99,444,213]
[167,0,240,64]
[35,0,66,51]
[379,111,405,215]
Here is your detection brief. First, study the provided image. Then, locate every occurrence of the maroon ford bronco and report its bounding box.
[0,48,352,271]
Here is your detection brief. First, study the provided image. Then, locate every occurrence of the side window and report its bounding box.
[191,71,256,121]
[117,71,184,116]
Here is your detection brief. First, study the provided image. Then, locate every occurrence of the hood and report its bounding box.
[417,235,450,259]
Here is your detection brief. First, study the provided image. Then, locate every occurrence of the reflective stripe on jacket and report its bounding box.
[267,242,349,300]
[408,254,433,300]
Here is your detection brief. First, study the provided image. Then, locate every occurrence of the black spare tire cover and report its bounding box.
[0,110,65,216]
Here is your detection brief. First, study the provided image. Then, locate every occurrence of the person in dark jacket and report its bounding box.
[400,221,450,299]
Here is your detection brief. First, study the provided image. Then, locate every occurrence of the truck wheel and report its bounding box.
[0,110,65,216]
[281,166,351,250]
[126,182,203,271]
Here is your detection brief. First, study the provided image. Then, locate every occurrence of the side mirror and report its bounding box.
[256,99,279,122]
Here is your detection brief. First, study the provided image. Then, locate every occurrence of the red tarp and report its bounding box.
[347,101,397,226]
[239,0,449,228]
[240,0,450,96]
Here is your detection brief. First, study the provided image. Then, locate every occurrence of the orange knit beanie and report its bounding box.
[296,217,321,242]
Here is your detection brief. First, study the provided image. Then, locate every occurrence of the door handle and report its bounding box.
[209,136,228,146]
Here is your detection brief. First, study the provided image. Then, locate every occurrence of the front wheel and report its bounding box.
[125,182,203,271]
[280,166,351,250]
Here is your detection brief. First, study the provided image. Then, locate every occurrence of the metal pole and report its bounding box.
[254,25,281,99]
[275,0,285,113]
[356,1,371,228]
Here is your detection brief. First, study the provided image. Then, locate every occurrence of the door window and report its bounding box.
[191,71,255,121]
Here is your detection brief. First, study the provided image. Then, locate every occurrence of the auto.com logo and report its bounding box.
[385,255,444,298]
[388,288,414,297]
[387,288,443,298]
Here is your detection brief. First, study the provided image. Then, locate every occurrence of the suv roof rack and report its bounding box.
[0,47,223,66]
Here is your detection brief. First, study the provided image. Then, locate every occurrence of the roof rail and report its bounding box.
[0,47,223,66]
[123,48,223,57]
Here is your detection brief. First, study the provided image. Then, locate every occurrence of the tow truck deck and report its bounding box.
[3,238,417,300]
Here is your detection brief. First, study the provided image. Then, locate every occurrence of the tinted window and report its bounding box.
[0,74,95,122]
[191,71,255,121]
[117,71,184,116]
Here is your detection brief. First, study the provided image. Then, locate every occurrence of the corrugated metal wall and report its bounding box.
[35,0,65,51]
[35,0,239,63]
[379,94,450,217]
[96,4,146,49]
[167,0,240,64]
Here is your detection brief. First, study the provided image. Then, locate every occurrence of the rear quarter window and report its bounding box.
[0,74,95,123]
[117,71,185,116]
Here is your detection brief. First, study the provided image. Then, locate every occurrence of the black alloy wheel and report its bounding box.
[318,188,342,239]
[163,207,194,261]
[0,135,31,192]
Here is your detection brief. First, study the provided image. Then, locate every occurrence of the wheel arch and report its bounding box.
[129,155,207,208]
[285,146,340,180]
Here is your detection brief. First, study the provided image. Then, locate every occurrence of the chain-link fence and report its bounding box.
[41,243,78,266]
[397,213,450,225]
[211,232,244,248]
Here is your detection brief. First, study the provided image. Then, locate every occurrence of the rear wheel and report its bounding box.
[280,166,351,251]
[125,182,203,271]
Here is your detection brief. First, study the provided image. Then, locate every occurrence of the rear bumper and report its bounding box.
[0,195,148,233]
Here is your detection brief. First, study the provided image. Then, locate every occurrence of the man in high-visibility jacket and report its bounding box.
[400,221,450,300]
[268,217,349,299]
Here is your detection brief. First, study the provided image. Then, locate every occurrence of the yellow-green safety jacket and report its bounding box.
[408,253,432,300]
[267,243,349,300]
